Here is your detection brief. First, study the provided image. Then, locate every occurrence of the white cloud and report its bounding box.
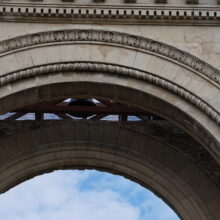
[139,193,180,220]
[0,170,179,220]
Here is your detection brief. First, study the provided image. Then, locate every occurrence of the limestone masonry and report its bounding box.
[0,1,219,220]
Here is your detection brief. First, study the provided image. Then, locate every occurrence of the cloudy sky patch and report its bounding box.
[0,170,180,220]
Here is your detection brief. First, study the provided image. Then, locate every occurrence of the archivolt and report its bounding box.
[0,29,219,85]
[1,62,220,125]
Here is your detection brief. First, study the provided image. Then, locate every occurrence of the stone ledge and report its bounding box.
[0,5,219,25]
[0,0,218,6]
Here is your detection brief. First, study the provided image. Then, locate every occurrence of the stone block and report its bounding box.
[186,0,199,4]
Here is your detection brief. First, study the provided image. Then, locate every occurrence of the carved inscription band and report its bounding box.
[0,29,219,84]
[1,62,220,125]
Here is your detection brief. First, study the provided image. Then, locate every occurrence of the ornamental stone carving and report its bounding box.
[0,29,219,85]
[0,4,219,25]
[1,62,219,125]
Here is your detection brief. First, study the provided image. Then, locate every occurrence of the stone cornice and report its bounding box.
[1,62,220,125]
[0,29,219,86]
[0,4,220,25]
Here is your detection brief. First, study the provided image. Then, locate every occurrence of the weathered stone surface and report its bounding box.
[0,1,220,220]
[0,120,219,220]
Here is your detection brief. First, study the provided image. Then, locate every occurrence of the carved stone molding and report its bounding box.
[0,29,220,86]
[0,4,219,25]
[1,62,220,125]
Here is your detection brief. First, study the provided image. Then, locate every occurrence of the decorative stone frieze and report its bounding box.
[0,29,219,85]
[1,62,220,125]
[0,4,219,25]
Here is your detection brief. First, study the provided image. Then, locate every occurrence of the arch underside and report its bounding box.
[1,81,219,186]
[0,120,219,220]
[0,28,219,220]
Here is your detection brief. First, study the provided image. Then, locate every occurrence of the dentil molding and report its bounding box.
[0,3,220,25]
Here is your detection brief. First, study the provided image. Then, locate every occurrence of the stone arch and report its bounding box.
[0,28,219,220]
[0,121,219,220]
[0,29,219,85]
[0,61,219,163]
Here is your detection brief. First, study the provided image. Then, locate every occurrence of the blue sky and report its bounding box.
[0,170,180,220]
